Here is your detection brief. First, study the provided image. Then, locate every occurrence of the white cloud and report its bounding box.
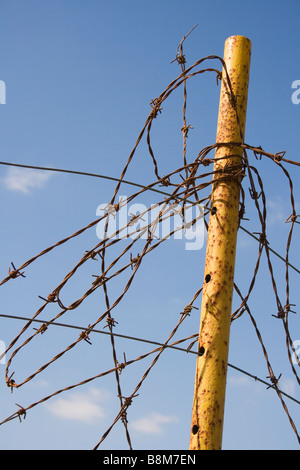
[131,412,178,435]
[227,375,263,405]
[266,195,287,226]
[228,375,252,387]
[237,231,256,249]
[3,167,52,194]
[280,377,297,397]
[28,379,50,389]
[45,388,108,424]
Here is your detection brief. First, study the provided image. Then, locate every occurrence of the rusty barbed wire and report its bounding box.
[0,31,299,449]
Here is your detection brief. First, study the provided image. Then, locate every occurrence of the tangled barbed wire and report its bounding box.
[0,29,299,449]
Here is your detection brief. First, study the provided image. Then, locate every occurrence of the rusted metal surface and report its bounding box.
[189,36,251,450]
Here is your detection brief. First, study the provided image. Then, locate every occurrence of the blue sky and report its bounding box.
[0,0,299,450]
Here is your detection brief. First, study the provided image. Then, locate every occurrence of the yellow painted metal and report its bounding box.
[189,36,251,450]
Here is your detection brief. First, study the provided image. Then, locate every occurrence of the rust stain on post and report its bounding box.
[189,35,251,450]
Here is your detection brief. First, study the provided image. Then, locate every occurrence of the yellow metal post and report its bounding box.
[189,36,251,450]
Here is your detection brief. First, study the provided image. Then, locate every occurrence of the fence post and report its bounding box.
[189,35,251,450]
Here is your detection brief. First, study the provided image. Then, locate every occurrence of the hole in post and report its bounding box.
[198,346,205,356]
[192,424,199,435]
[205,274,211,283]
[211,206,217,215]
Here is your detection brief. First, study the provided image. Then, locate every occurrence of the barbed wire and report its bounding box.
[0,312,299,406]
[0,159,299,274]
[0,29,299,448]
